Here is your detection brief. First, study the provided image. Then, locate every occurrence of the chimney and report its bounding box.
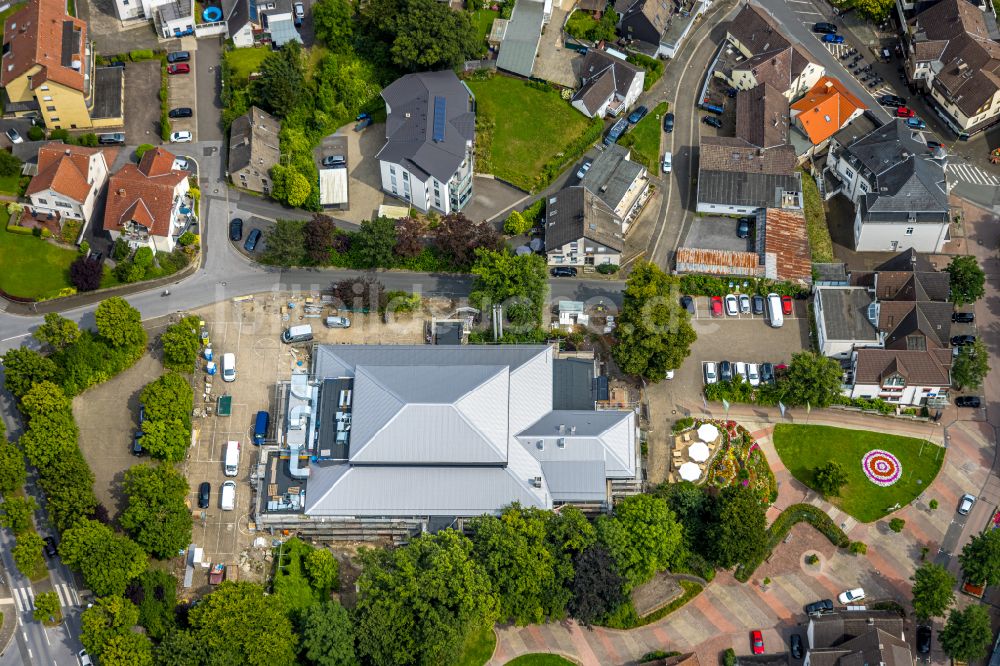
[117,188,125,196]
[570,425,576,434]
[558,424,565,434]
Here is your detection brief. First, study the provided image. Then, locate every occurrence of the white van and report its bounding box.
[281,324,313,344]
[224,440,240,477]
[766,293,784,328]
[222,352,236,382]
[220,481,236,511]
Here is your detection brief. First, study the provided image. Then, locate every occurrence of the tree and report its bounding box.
[958,529,1000,586]
[387,0,479,70]
[301,601,358,666]
[34,313,81,351]
[503,210,531,235]
[32,590,61,624]
[853,0,893,21]
[590,7,618,42]
[304,214,336,264]
[59,519,148,597]
[708,485,768,569]
[331,276,385,312]
[304,548,339,598]
[889,517,906,533]
[133,246,154,268]
[140,372,193,424]
[263,218,306,266]
[135,144,156,160]
[70,256,104,292]
[94,297,147,350]
[132,568,178,641]
[947,255,985,306]
[814,460,849,497]
[120,464,192,558]
[35,448,97,532]
[253,42,306,117]
[0,440,26,497]
[19,380,72,421]
[910,562,955,621]
[188,581,299,666]
[939,605,992,661]
[355,529,499,665]
[432,213,503,268]
[13,530,44,576]
[154,630,208,666]
[353,217,398,268]
[0,495,38,535]
[781,351,843,408]
[547,505,597,557]
[99,633,154,666]
[659,481,715,557]
[470,249,548,334]
[19,409,79,470]
[1,347,58,398]
[312,0,354,49]
[952,338,990,390]
[393,217,425,258]
[137,418,189,462]
[160,316,201,372]
[285,170,312,208]
[612,261,697,382]
[568,544,626,626]
[81,595,141,657]
[595,494,683,589]
[0,149,22,177]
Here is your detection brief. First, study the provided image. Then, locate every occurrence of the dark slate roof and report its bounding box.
[228,106,281,174]
[874,247,937,273]
[376,71,475,183]
[809,627,914,666]
[831,111,882,149]
[817,287,879,342]
[572,50,643,116]
[226,0,249,35]
[545,185,624,252]
[727,2,791,55]
[552,357,598,410]
[736,82,788,149]
[91,66,123,120]
[879,300,953,348]
[620,0,671,39]
[727,3,816,92]
[580,143,647,210]
[809,612,907,649]
[814,262,849,283]
[697,137,800,208]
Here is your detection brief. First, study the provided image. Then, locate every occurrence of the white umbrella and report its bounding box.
[697,423,720,443]
[679,462,701,482]
[688,441,710,462]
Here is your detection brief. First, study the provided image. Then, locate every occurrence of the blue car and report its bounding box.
[627,105,649,124]
[822,33,844,43]
[906,117,927,129]
[244,228,261,252]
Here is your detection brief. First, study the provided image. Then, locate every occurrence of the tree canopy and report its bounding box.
[359,0,480,71]
[0,439,26,497]
[159,316,202,372]
[264,219,307,266]
[0,495,38,535]
[120,464,192,558]
[98,632,154,666]
[12,530,44,577]
[708,485,768,569]
[959,529,1000,586]
[910,562,955,621]
[947,255,985,306]
[568,544,626,626]
[596,493,683,589]
[138,418,190,462]
[80,595,141,658]
[353,217,398,269]
[781,351,843,408]
[952,338,989,390]
[1,347,58,398]
[300,601,358,666]
[939,604,993,661]
[34,313,81,351]
[253,42,307,118]
[813,460,849,497]
[140,372,193,425]
[312,0,354,50]
[470,249,548,336]
[94,297,147,350]
[59,519,148,597]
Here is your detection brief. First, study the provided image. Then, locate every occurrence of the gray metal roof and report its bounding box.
[540,461,607,502]
[553,357,596,410]
[376,71,474,183]
[313,344,549,378]
[816,287,879,342]
[580,144,647,212]
[496,0,545,77]
[268,15,301,46]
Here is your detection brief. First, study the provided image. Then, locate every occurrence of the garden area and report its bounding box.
[801,169,834,263]
[620,102,667,170]
[504,656,577,666]
[671,418,777,504]
[467,73,602,192]
[772,424,944,522]
[223,47,270,82]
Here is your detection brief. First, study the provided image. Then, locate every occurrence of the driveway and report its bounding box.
[168,54,198,141]
[124,60,164,146]
[682,216,752,252]
[79,0,176,54]
[336,122,389,224]
[196,37,225,142]
[532,0,577,88]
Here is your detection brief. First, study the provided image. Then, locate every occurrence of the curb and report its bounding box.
[0,600,16,656]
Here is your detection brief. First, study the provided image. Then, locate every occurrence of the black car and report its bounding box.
[805,599,834,615]
[138,403,147,424]
[244,228,262,252]
[322,155,347,168]
[166,50,190,63]
[198,482,211,509]
[43,536,58,558]
[956,396,982,408]
[550,266,578,277]
[132,431,145,456]
[737,218,751,239]
[790,634,804,660]
[760,362,775,385]
[229,218,243,242]
[916,625,932,654]
[702,116,723,128]
[952,311,974,323]
[951,334,976,346]
[680,295,695,315]
[719,360,733,382]
[169,107,193,118]
[627,105,649,124]
[725,86,738,98]
[813,21,837,33]
[878,94,907,107]
[752,294,765,315]
[663,112,675,133]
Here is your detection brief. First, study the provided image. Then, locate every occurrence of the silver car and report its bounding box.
[325,316,351,328]
[958,493,976,515]
[724,294,739,316]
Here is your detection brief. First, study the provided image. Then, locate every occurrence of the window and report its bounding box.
[37,198,48,205]
[389,166,396,176]
[905,227,914,235]
[844,168,855,179]
[42,96,52,102]
[46,106,56,112]
[39,85,48,91]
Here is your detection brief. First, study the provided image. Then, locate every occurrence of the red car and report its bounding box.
[167,63,190,75]
[751,630,765,655]
[781,295,793,316]
[896,106,915,118]
[710,296,723,317]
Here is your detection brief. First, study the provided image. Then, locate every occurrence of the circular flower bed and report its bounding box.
[862,449,902,487]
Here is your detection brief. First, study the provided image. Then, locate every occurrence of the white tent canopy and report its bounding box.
[697,423,720,442]
[679,462,701,482]
[688,441,709,462]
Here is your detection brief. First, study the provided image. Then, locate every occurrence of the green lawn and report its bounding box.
[565,9,598,39]
[0,221,79,299]
[225,47,269,82]
[468,76,595,191]
[505,655,577,666]
[800,168,834,263]
[772,424,944,522]
[0,174,20,196]
[621,102,667,171]
[455,624,497,666]
[472,8,499,47]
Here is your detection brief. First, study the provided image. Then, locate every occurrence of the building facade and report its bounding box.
[545,185,624,267]
[571,50,645,118]
[25,144,111,228]
[228,106,281,195]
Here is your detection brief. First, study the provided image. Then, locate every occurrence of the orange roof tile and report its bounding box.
[103,148,189,238]
[790,77,866,145]
[26,144,111,203]
[1,0,87,92]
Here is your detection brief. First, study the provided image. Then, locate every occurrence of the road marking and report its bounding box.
[54,584,72,607]
[794,10,822,15]
[947,163,1000,186]
[0,332,30,342]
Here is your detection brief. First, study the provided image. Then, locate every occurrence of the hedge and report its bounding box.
[5,225,35,236]
[679,274,808,297]
[627,52,664,91]
[735,503,849,581]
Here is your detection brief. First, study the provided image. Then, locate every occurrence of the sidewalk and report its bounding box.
[0,574,16,656]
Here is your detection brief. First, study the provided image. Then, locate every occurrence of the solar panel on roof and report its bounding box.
[432,96,446,142]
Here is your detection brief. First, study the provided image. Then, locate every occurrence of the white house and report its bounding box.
[545,185,624,267]
[814,287,880,359]
[113,0,195,37]
[847,348,952,406]
[571,50,644,119]
[578,144,651,230]
[376,71,475,214]
[25,144,110,230]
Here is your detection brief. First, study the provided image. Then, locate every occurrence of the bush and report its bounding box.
[850,541,867,555]
[627,52,664,91]
[177,231,196,247]
[135,144,155,160]
[70,257,103,292]
[49,128,70,142]
[6,225,34,235]
[929,499,938,510]
[889,518,905,533]
[735,503,848,581]
[113,238,130,261]
[129,49,156,61]
[27,126,44,141]
[723,648,736,666]
[596,263,618,275]
[671,417,694,433]
[503,210,532,235]
[522,198,545,225]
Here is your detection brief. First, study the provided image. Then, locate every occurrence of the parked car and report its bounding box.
[781,295,793,315]
[702,116,723,128]
[244,228,261,252]
[166,50,190,63]
[551,266,578,277]
[229,218,243,241]
[838,588,865,604]
[813,21,837,33]
[822,33,845,43]
[576,159,592,179]
[322,154,347,168]
[927,140,943,150]
[704,361,718,384]
[663,112,675,133]
[170,131,193,143]
[956,396,981,408]
[916,625,931,655]
[97,132,125,145]
[951,334,976,346]
[293,1,304,24]
[662,152,672,173]
[627,105,649,124]
[737,217,751,238]
[734,362,748,381]
[760,362,775,384]
[5,128,23,144]
[79,650,93,666]
[906,117,927,129]
[324,316,351,328]
[131,431,145,456]
[952,311,974,323]
[738,294,751,313]
[958,493,976,515]
[719,360,733,382]
[790,634,803,660]
[724,86,738,98]
[751,630,765,655]
[198,482,211,509]
[805,599,834,615]
[878,94,907,107]
[167,63,190,75]
[43,536,57,557]
[896,106,916,118]
[724,294,739,316]
[747,363,760,386]
[680,295,696,315]
[711,296,723,317]
[138,403,147,424]
[752,294,765,315]
[168,107,194,119]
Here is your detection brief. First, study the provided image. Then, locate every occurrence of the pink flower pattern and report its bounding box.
[861,449,902,487]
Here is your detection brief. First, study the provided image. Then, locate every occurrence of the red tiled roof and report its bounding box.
[763,208,811,283]
[26,144,114,203]
[1,0,87,92]
[103,148,188,238]
[854,348,952,387]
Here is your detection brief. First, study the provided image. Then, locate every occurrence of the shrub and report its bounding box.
[735,504,848,581]
[178,231,196,247]
[723,648,736,666]
[135,144,155,160]
[48,128,70,142]
[129,49,155,61]
[850,541,867,555]
[78,241,90,255]
[522,198,545,225]
[889,518,905,533]
[6,225,34,236]
[77,133,98,147]
[596,263,618,275]
[70,257,103,292]
[929,499,938,510]
[113,238,131,261]
[503,210,532,235]
[627,52,664,90]
[671,417,694,433]
[27,126,44,141]
[805,553,819,565]
[62,219,83,244]
[40,228,51,239]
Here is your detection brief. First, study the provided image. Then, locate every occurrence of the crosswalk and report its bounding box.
[822,42,896,99]
[946,162,1000,187]
[10,582,77,612]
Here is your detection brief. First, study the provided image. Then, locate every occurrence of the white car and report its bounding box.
[739,294,751,313]
[665,369,674,380]
[747,363,760,386]
[958,493,976,515]
[734,362,748,382]
[662,151,672,173]
[170,130,193,143]
[704,361,718,385]
[838,588,865,604]
[79,650,93,666]
[724,294,739,316]
[576,160,592,179]
[5,127,23,144]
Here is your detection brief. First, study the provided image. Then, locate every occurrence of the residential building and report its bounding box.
[545,185,624,267]
[496,0,546,78]
[578,144,651,229]
[805,611,914,666]
[723,3,824,99]
[376,71,475,214]
[103,147,193,255]
[111,0,195,38]
[825,119,950,252]
[25,144,112,230]
[814,286,880,358]
[2,0,124,130]
[615,0,709,58]
[905,0,1000,138]
[789,77,866,155]
[225,0,302,47]
[736,81,789,149]
[254,345,639,539]
[571,50,645,118]
[849,347,952,406]
[696,136,801,214]
[228,106,281,195]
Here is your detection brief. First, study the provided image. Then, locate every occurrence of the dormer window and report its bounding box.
[884,374,905,387]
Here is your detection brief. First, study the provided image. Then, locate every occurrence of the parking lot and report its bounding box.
[167,53,198,140]
[682,215,753,252]
[123,60,164,145]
